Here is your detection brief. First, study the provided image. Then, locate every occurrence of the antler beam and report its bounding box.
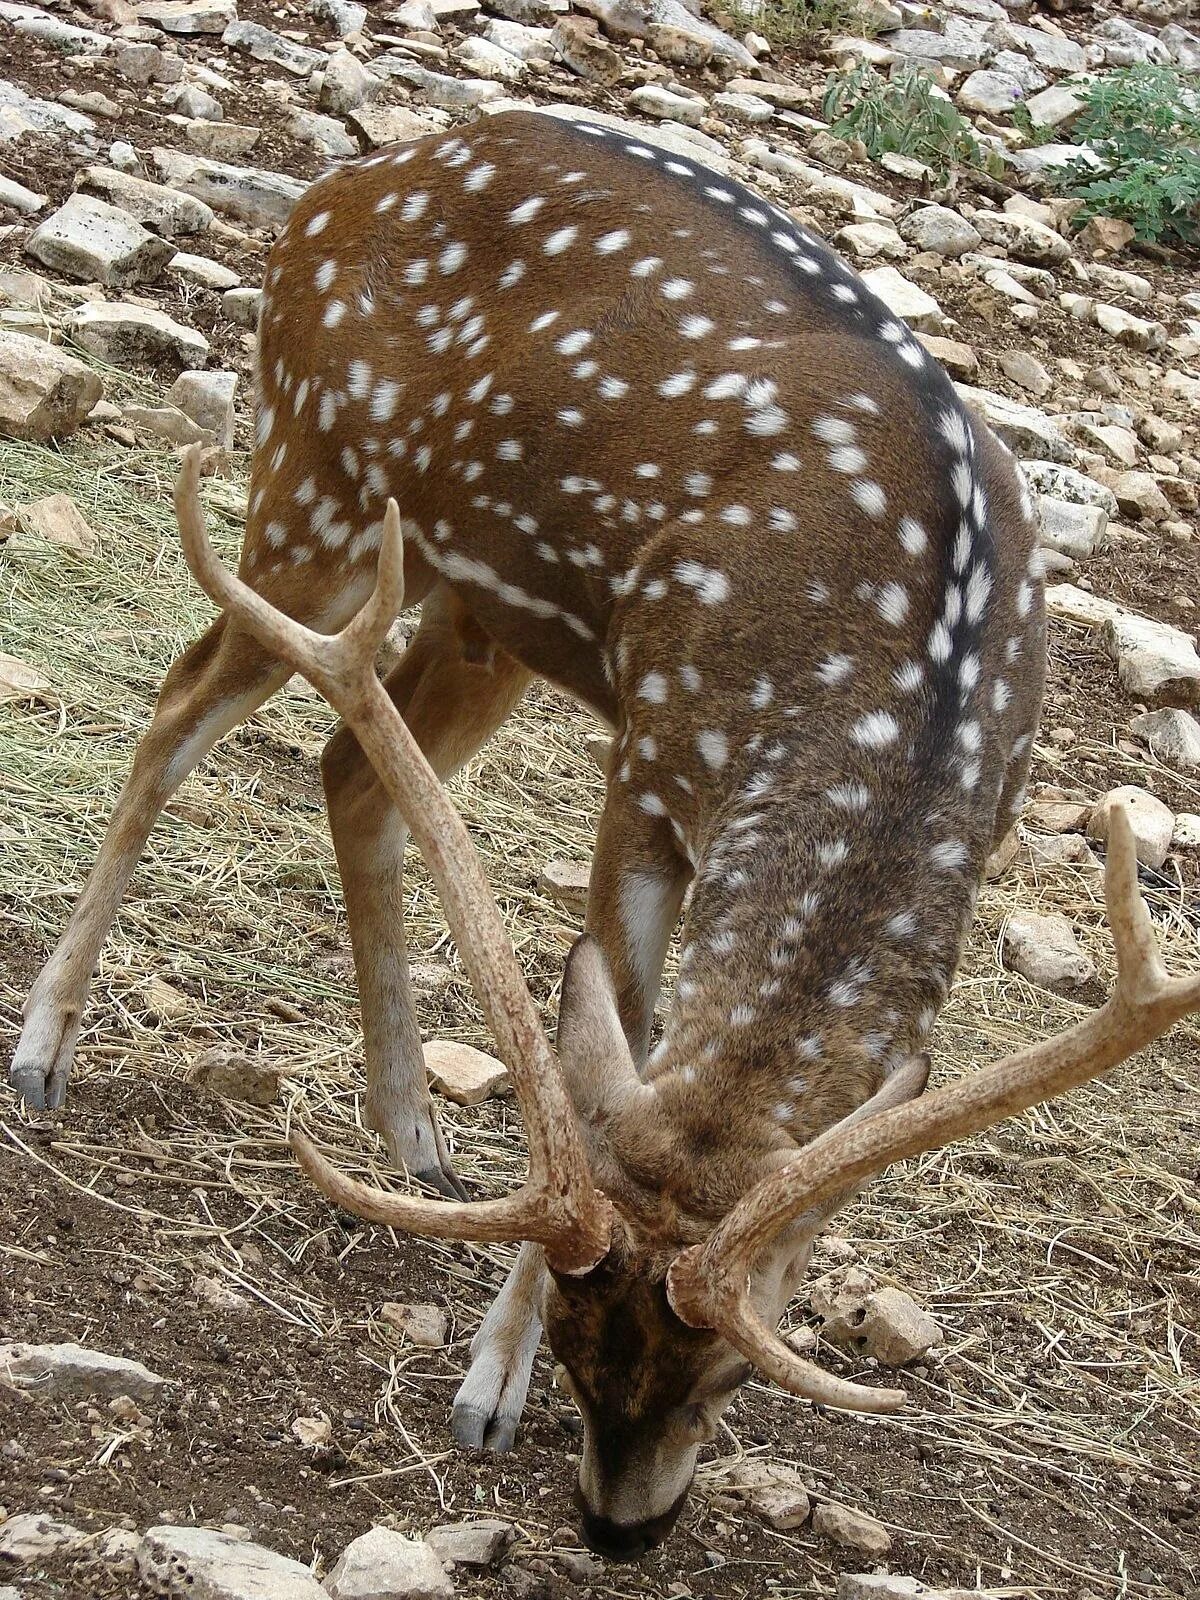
[175,447,612,1274]
[668,803,1200,1403]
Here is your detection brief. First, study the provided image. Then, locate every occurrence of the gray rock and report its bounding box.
[1004,911,1094,991]
[483,18,555,59]
[957,68,1026,115]
[325,1528,454,1600]
[289,108,358,157]
[1130,709,1200,772]
[222,287,262,327]
[1161,23,1200,70]
[456,37,527,80]
[888,17,994,68]
[222,20,325,76]
[898,204,980,257]
[1088,786,1175,871]
[25,194,175,287]
[426,1520,512,1568]
[0,173,47,215]
[712,90,774,125]
[577,0,755,68]
[811,1502,892,1557]
[9,11,110,54]
[973,209,1070,264]
[1009,142,1101,186]
[151,148,308,232]
[989,48,1047,92]
[0,1340,169,1400]
[136,1526,326,1600]
[113,40,183,87]
[860,265,945,332]
[1095,17,1171,66]
[1000,349,1051,396]
[1006,22,1086,72]
[1093,303,1166,352]
[170,250,240,290]
[835,220,907,260]
[76,167,214,238]
[1020,460,1118,513]
[0,328,102,441]
[123,402,212,445]
[387,63,507,108]
[0,1513,90,1563]
[1023,82,1084,128]
[1173,813,1200,850]
[310,0,369,36]
[319,48,381,114]
[163,81,224,121]
[1100,610,1200,708]
[184,121,263,160]
[138,0,237,32]
[956,385,1070,461]
[169,368,236,447]
[628,84,705,124]
[1037,496,1107,561]
[0,77,95,141]
[348,104,444,148]
[64,301,210,370]
[550,16,623,84]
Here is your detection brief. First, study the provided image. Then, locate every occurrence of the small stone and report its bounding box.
[539,859,590,913]
[424,1040,509,1105]
[15,493,98,556]
[836,220,906,261]
[644,23,712,67]
[1004,911,1095,992]
[974,209,1070,265]
[1087,786,1175,871]
[1000,350,1052,397]
[713,91,774,125]
[193,1272,252,1311]
[170,252,241,291]
[1129,709,1200,772]
[349,104,444,149]
[585,731,611,772]
[222,19,325,75]
[76,167,214,238]
[985,826,1019,879]
[188,1048,282,1107]
[918,335,977,379]
[0,1513,90,1563]
[1077,214,1134,255]
[957,68,1025,116]
[138,0,237,32]
[150,149,307,233]
[426,1520,513,1567]
[1037,497,1107,562]
[164,82,225,121]
[0,327,102,444]
[289,108,358,158]
[123,403,212,446]
[26,193,175,288]
[169,369,237,447]
[291,1414,333,1448]
[810,1267,941,1365]
[326,1527,453,1600]
[143,974,191,1020]
[136,1526,327,1600]
[812,1502,892,1558]
[222,287,262,328]
[0,1341,169,1400]
[860,266,944,332]
[550,17,623,85]
[380,1302,448,1348]
[388,64,506,110]
[837,1577,928,1600]
[628,84,705,126]
[185,121,264,160]
[1172,813,1200,850]
[1107,471,1171,523]
[63,301,210,370]
[0,174,47,215]
[1026,798,1090,834]
[722,1460,811,1530]
[0,652,52,704]
[1093,304,1166,353]
[320,48,381,114]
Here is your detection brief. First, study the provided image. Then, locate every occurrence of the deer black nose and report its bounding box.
[575,1486,688,1560]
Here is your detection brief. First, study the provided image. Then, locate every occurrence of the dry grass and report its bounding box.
[1,426,1198,1597]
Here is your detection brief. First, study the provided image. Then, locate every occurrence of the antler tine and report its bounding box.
[176,450,612,1274]
[669,801,1200,1406]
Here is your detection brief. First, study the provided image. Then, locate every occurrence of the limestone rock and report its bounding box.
[15,493,98,556]
[1003,911,1095,991]
[349,104,444,148]
[456,37,526,80]
[380,1301,449,1347]
[0,173,47,214]
[289,108,359,158]
[1001,350,1051,397]
[1037,497,1107,562]
[188,1048,282,1106]
[164,82,225,121]
[426,1520,512,1568]
[722,1460,811,1530]
[326,1528,453,1600]
[919,335,977,379]
[136,1526,327,1600]
[0,652,52,704]
[386,64,507,110]
[1087,787,1175,871]
[222,287,262,328]
[169,369,237,447]
[585,731,611,771]
[151,148,307,232]
[222,20,325,75]
[957,386,1068,461]
[1130,709,1200,773]
[1098,609,1200,708]
[810,1267,941,1365]
[836,220,906,260]
[77,167,214,238]
[186,121,264,161]
[812,1502,892,1557]
[138,0,236,31]
[424,1040,509,1105]
[64,301,210,371]
[121,399,211,444]
[1093,304,1166,352]
[1106,471,1171,523]
[168,252,240,290]
[973,210,1070,265]
[644,22,712,66]
[860,266,944,332]
[0,1340,168,1400]
[0,330,103,440]
[0,1513,90,1563]
[628,84,705,125]
[1173,813,1200,850]
[539,858,590,913]
[26,193,175,287]
[320,49,381,114]
[957,68,1025,116]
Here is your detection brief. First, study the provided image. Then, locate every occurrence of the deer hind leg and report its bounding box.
[319,584,531,1197]
[10,617,291,1111]
[451,786,691,1454]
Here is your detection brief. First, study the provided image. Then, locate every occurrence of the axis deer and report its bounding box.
[12,111,1200,1557]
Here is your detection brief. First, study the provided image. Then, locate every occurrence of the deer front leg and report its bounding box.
[11,619,288,1111]
[320,586,530,1195]
[451,1242,546,1453]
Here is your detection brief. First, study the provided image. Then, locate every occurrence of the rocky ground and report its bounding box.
[0,0,1199,1596]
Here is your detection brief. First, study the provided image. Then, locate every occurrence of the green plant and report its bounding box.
[821,64,997,177]
[1047,66,1200,246]
[728,0,875,53]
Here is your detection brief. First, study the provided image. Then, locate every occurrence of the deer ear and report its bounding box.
[558,936,652,1123]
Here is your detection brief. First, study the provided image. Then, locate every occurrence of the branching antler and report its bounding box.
[175,447,612,1274]
[668,803,1200,1405]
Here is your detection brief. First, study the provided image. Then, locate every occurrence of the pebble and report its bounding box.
[424,1039,509,1105]
[1003,911,1096,992]
[811,1502,892,1558]
[1087,786,1176,872]
[0,1340,169,1400]
[325,1528,454,1600]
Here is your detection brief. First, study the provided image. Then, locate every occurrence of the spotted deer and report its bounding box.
[13,112,1200,1559]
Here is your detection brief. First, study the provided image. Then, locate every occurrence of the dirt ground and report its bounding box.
[2,2,1200,1597]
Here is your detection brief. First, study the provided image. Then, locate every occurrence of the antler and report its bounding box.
[175,447,612,1274]
[668,803,1200,1406]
